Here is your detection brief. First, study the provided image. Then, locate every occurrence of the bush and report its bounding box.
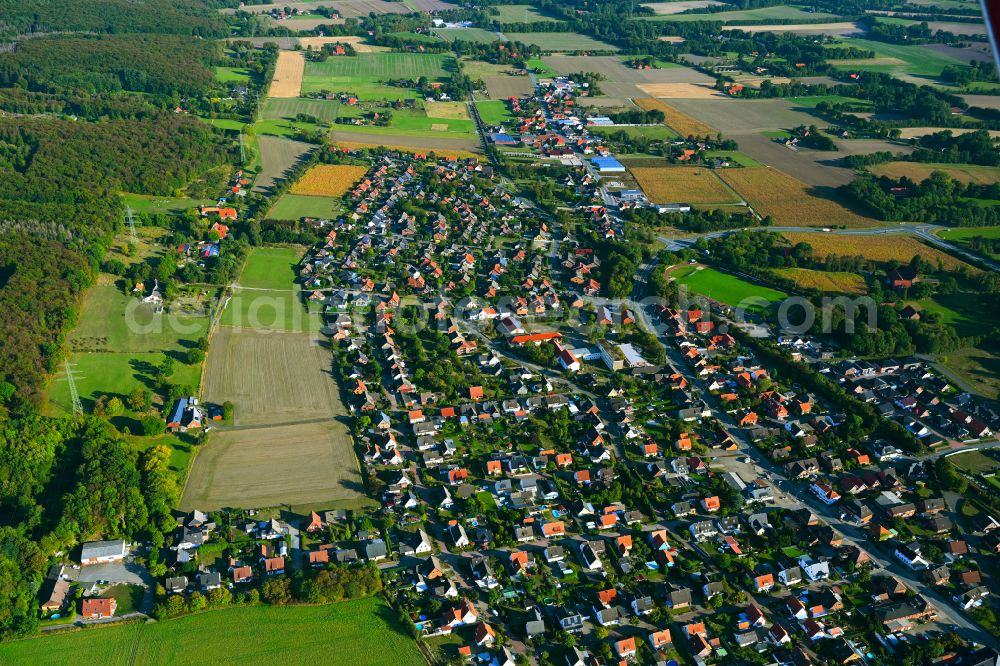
[141,414,166,436]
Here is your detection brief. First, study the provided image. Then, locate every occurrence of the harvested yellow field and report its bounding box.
[630,166,740,205]
[637,82,725,99]
[895,127,1000,140]
[870,162,1000,185]
[290,164,369,196]
[781,232,973,271]
[333,140,480,160]
[718,166,877,228]
[268,50,305,98]
[425,101,470,119]
[773,268,866,294]
[635,97,715,137]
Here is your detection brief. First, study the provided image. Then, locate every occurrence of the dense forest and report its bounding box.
[0,34,219,97]
[0,114,230,408]
[0,0,227,37]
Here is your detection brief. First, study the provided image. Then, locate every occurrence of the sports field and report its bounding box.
[781,232,974,271]
[301,53,454,98]
[773,268,867,294]
[870,162,1000,185]
[670,265,787,311]
[503,32,619,51]
[718,167,877,228]
[475,100,515,125]
[0,598,422,666]
[630,166,741,205]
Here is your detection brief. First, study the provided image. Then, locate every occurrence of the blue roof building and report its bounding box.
[592,157,626,173]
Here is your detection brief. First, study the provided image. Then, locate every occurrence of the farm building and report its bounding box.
[592,157,626,173]
[490,133,517,145]
[167,396,205,432]
[80,539,127,565]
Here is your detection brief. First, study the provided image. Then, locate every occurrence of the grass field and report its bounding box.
[262,97,342,122]
[644,5,838,21]
[590,125,680,141]
[301,53,453,99]
[216,66,251,83]
[122,193,215,215]
[203,117,246,131]
[0,598,421,666]
[825,38,964,79]
[670,265,787,311]
[48,351,202,417]
[909,292,998,337]
[476,100,515,125]
[433,27,502,43]
[787,94,872,109]
[291,164,368,196]
[631,166,741,205]
[503,32,618,52]
[773,267,867,294]
[635,97,715,136]
[938,226,1000,241]
[334,106,477,138]
[267,193,342,220]
[781,232,974,270]
[69,286,210,354]
[219,246,322,332]
[701,150,761,167]
[870,162,1000,185]
[939,345,1000,400]
[718,167,877,227]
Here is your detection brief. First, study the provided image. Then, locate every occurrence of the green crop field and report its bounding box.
[493,4,560,23]
[671,265,787,311]
[476,100,515,125]
[644,5,838,22]
[504,32,619,51]
[215,66,251,83]
[334,107,477,138]
[301,53,454,99]
[262,97,342,122]
[825,38,965,78]
[433,27,502,44]
[0,598,424,666]
[267,193,342,220]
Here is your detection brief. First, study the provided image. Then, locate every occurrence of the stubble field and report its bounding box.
[781,232,974,270]
[631,166,741,205]
[290,164,369,196]
[268,50,305,98]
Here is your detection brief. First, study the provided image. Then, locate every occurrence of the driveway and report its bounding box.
[70,560,149,586]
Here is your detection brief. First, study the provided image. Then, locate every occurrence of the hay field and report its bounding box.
[631,166,741,205]
[269,50,305,98]
[718,167,877,227]
[203,327,342,425]
[637,82,724,98]
[781,232,972,270]
[291,164,369,196]
[870,162,1000,185]
[426,101,470,119]
[635,97,715,136]
[773,268,867,294]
